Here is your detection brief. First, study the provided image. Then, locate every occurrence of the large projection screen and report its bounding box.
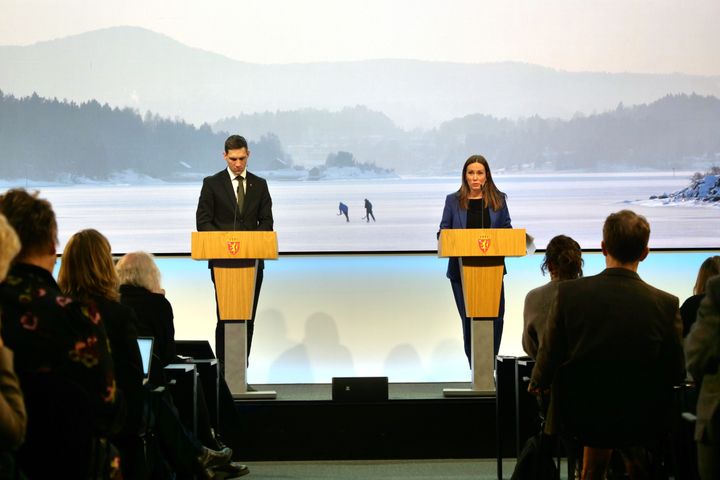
[1,0,719,253]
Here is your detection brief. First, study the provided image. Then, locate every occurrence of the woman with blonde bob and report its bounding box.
[116,252,250,475]
[116,252,177,366]
[681,255,720,336]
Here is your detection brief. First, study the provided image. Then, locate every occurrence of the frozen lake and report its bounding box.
[6,172,716,383]
[8,171,719,252]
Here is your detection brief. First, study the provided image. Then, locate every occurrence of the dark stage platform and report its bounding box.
[230,381,522,462]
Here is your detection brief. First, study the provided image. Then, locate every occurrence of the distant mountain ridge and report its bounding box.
[1,89,717,181]
[1,26,720,129]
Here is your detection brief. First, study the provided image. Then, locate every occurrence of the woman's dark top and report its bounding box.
[467,198,491,229]
[680,293,704,337]
[119,284,176,367]
[92,296,144,436]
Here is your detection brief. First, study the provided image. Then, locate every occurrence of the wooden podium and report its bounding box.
[438,228,526,396]
[191,231,278,399]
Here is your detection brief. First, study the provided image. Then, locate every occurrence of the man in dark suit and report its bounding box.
[529,210,684,479]
[196,134,273,367]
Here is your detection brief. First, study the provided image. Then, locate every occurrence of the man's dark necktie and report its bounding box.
[235,175,245,213]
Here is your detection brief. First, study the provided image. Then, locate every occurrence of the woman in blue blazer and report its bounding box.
[438,155,512,365]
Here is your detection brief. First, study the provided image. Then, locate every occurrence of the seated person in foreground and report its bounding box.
[116,251,249,476]
[680,255,720,336]
[685,274,720,480]
[59,230,238,479]
[0,189,122,478]
[0,213,27,470]
[522,234,583,359]
[529,210,685,480]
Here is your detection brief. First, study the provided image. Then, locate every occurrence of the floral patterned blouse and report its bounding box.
[0,263,121,434]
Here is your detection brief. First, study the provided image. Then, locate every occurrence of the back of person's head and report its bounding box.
[0,188,57,260]
[0,214,21,281]
[58,229,119,303]
[602,209,650,264]
[541,235,583,280]
[116,251,162,294]
[693,255,720,295]
[224,135,248,152]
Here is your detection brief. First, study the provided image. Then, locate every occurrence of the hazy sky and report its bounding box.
[2,0,719,75]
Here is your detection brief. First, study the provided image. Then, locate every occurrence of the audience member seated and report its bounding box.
[522,234,583,359]
[116,251,249,474]
[58,230,236,479]
[530,210,685,479]
[0,214,27,475]
[685,274,720,480]
[681,256,720,337]
[116,252,176,367]
[0,189,123,478]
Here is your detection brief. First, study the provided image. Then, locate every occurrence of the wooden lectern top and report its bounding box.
[191,231,278,260]
[437,228,526,258]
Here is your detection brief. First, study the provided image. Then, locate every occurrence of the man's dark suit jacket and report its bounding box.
[531,267,685,446]
[196,169,273,232]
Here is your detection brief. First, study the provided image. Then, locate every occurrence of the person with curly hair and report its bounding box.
[522,235,584,358]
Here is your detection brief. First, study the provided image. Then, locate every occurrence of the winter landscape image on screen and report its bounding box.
[1,1,719,252]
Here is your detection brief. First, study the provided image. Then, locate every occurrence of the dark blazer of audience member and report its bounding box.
[681,256,720,337]
[530,210,684,447]
[0,189,122,477]
[522,235,583,359]
[685,274,720,480]
[58,229,144,442]
[0,213,26,451]
[438,155,512,362]
[116,252,250,466]
[116,252,176,367]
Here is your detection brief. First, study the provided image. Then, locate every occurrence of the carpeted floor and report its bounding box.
[242,458,521,479]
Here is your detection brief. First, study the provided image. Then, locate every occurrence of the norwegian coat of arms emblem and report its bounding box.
[477,236,491,253]
[227,241,241,255]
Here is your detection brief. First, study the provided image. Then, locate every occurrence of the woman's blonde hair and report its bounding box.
[693,256,720,295]
[0,214,20,281]
[58,229,119,302]
[116,251,162,294]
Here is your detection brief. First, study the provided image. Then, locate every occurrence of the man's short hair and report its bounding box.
[224,135,248,153]
[603,209,650,264]
[0,188,57,259]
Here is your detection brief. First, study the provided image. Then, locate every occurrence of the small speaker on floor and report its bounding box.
[332,376,389,402]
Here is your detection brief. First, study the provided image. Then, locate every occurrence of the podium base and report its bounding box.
[442,388,495,397]
[232,389,277,400]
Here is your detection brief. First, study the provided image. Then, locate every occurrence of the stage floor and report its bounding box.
[248,381,474,401]
[231,381,505,461]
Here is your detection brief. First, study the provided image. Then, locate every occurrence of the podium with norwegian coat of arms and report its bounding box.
[438,228,526,396]
[191,230,278,399]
